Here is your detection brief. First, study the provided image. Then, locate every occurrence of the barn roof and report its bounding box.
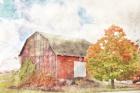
[20,32,91,57]
[40,32,91,57]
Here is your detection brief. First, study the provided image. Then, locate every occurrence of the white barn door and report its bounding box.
[74,61,86,78]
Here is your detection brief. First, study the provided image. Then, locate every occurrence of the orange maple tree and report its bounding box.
[85,25,140,88]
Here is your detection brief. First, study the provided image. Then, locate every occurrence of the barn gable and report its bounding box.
[19,32,56,57]
[19,33,36,57]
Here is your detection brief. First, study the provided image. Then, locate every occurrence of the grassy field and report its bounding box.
[0,72,139,93]
[0,72,45,93]
[0,86,140,93]
[0,88,45,93]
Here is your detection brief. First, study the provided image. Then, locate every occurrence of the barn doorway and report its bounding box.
[74,61,86,78]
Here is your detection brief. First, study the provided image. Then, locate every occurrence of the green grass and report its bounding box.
[0,72,140,93]
[0,88,47,93]
[0,87,139,93]
[0,72,14,88]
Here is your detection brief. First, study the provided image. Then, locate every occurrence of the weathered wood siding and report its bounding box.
[20,32,57,77]
[20,32,87,79]
[57,55,84,79]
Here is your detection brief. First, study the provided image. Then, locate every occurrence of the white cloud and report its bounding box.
[0,20,21,72]
[0,0,3,4]
[28,3,81,33]
[0,0,140,72]
[23,0,140,43]
[0,57,20,72]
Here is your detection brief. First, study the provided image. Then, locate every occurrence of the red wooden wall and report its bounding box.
[57,55,84,79]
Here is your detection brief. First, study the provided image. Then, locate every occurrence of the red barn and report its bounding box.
[19,32,90,80]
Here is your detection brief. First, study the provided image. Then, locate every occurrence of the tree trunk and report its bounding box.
[111,79,115,89]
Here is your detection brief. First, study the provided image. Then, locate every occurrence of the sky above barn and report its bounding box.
[0,0,140,71]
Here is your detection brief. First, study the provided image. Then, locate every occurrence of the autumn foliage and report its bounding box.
[85,25,140,88]
[14,59,57,90]
[24,72,57,90]
[86,26,139,62]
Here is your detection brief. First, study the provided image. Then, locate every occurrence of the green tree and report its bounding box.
[14,58,35,86]
[86,25,140,88]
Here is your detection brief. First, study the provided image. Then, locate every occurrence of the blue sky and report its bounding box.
[0,0,140,71]
[0,0,22,19]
